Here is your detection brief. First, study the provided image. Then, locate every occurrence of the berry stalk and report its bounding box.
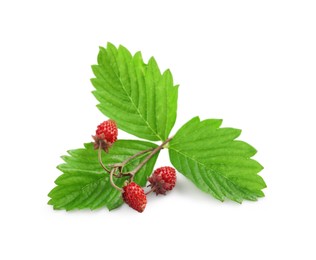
[145,186,156,195]
[94,119,174,197]
[98,136,173,183]
[109,168,122,192]
[98,142,111,173]
[111,148,154,176]
[128,136,173,180]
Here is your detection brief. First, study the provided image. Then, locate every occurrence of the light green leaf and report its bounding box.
[48,140,159,211]
[168,117,266,203]
[91,42,178,141]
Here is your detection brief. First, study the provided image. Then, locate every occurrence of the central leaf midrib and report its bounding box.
[169,147,250,193]
[112,64,163,141]
[58,175,107,208]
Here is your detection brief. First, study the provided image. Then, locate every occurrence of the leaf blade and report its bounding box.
[169,117,266,203]
[48,140,159,211]
[91,43,178,141]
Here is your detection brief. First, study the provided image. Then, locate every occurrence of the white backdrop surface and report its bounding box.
[0,1,315,259]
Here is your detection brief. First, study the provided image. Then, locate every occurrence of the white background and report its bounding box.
[0,0,315,259]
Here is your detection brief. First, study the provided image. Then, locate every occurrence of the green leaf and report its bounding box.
[48,140,159,211]
[168,117,266,203]
[91,42,178,141]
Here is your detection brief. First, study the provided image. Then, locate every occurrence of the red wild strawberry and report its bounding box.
[122,182,147,213]
[148,166,176,195]
[92,119,118,152]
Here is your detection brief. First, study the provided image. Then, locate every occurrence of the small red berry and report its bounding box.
[122,182,147,213]
[148,166,176,195]
[96,119,118,143]
[92,119,118,152]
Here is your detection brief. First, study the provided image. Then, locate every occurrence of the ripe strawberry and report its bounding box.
[96,119,118,143]
[122,182,147,213]
[148,166,176,195]
[92,119,118,152]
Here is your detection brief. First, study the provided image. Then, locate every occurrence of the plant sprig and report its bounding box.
[48,43,266,212]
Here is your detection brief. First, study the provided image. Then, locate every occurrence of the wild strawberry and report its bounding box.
[148,166,176,195]
[122,182,147,213]
[92,119,118,152]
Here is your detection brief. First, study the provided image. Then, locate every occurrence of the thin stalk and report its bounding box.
[130,136,173,180]
[145,186,156,195]
[121,148,153,166]
[98,144,121,177]
[98,144,110,173]
[110,168,123,192]
[111,148,153,170]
